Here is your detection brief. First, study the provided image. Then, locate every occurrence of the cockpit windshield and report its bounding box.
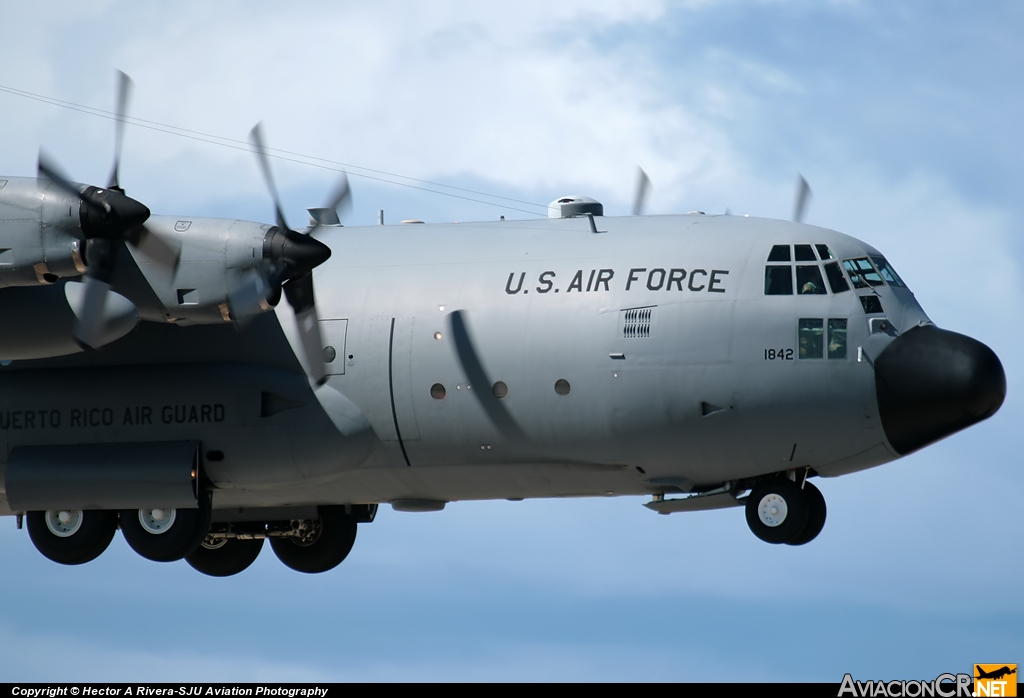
[843,258,883,287]
[842,257,907,290]
[870,256,907,288]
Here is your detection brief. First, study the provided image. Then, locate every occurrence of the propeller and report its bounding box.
[792,174,812,224]
[37,152,150,350]
[108,70,132,192]
[309,172,352,236]
[227,122,343,386]
[36,70,180,349]
[632,166,650,216]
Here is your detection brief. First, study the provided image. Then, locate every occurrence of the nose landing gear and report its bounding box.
[745,478,827,545]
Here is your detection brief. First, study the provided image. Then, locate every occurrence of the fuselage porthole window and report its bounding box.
[765,266,793,295]
[796,266,827,295]
[767,245,791,262]
[798,319,824,359]
[827,319,848,359]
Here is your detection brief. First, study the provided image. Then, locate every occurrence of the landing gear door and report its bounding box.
[320,319,349,376]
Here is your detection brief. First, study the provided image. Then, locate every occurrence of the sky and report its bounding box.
[0,0,1021,683]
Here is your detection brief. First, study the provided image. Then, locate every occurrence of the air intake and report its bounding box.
[621,306,654,338]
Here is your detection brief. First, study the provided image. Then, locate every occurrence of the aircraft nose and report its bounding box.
[874,324,1005,455]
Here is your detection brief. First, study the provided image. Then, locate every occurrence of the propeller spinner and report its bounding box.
[227,122,348,386]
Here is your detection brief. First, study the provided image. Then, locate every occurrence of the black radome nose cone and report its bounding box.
[874,325,1005,455]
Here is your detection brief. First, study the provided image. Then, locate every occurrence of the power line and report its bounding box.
[0,83,551,217]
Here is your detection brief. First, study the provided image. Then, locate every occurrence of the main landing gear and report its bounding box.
[186,526,264,577]
[26,509,119,565]
[120,492,213,563]
[22,502,370,576]
[186,506,360,576]
[269,506,358,574]
[745,477,827,545]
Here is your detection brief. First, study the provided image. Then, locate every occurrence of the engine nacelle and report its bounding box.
[126,215,273,325]
[0,177,88,287]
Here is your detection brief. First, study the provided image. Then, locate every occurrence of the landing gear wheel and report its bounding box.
[787,481,827,546]
[120,492,212,563]
[270,506,357,574]
[27,509,119,565]
[745,478,809,544]
[186,533,264,577]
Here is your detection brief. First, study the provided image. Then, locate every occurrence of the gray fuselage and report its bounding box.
[0,211,960,514]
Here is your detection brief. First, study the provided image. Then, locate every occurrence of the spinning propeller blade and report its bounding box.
[232,123,338,385]
[249,122,289,232]
[307,173,351,238]
[108,70,132,191]
[37,70,181,349]
[73,240,119,350]
[792,174,812,224]
[38,153,99,214]
[284,273,327,386]
[632,166,650,216]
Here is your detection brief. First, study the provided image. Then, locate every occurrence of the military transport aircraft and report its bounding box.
[0,72,1006,576]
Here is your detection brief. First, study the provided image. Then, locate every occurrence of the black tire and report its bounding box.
[186,535,264,577]
[745,478,810,544]
[27,509,118,565]
[120,492,212,563]
[270,506,357,574]
[787,481,827,546]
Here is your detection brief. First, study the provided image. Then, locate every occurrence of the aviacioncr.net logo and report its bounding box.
[838,673,972,697]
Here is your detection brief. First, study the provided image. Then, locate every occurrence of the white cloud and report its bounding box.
[1,1,1022,683]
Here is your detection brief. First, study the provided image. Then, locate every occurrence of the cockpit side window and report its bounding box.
[842,259,870,289]
[794,244,816,261]
[796,266,826,295]
[765,266,793,295]
[765,243,848,296]
[870,256,906,288]
[824,262,850,293]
